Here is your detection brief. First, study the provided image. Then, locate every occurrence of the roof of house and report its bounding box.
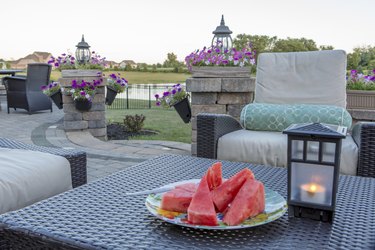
[120,60,136,65]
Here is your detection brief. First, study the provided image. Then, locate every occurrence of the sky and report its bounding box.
[1,0,374,64]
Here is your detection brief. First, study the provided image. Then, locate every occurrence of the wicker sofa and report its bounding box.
[196,50,375,178]
[0,137,87,188]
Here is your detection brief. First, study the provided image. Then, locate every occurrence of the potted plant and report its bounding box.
[69,79,101,111]
[106,73,128,105]
[154,84,191,123]
[41,82,63,109]
[185,42,256,77]
[346,69,375,110]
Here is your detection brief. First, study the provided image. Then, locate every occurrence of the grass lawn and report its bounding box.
[106,108,192,143]
[51,70,191,84]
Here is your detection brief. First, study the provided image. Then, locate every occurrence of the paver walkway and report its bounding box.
[0,99,190,182]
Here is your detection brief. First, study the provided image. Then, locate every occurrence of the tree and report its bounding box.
[163,52,179,68]
[273,37,318,52]
[233,34,277,55]
[319,45,334,50]
[347,46,375,71]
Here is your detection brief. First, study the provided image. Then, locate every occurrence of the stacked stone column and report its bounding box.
[59,70,107,140]
[186,67,255,155]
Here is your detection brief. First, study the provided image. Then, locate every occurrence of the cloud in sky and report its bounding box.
[1,0,374,64]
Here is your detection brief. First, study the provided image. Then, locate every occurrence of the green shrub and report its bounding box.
[123,114,145,133]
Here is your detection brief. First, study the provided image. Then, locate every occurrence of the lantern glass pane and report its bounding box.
[322,142,336,163]
[291,140,303,160]
[306,141,319,161]
[290,162,333,206]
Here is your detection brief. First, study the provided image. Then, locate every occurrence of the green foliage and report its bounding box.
[273,37,318,52]
[123,114,146,133]
[347,82,375,91]
[347,46,375,72]
[233,34,321,55]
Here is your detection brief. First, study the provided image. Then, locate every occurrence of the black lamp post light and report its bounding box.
[212,15,233,52]
[75,34,91,65]
[283,123,347,222]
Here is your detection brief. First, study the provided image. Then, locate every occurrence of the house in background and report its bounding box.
[119,60,137,69]
[104,60,121,69]
[9,51,52,69]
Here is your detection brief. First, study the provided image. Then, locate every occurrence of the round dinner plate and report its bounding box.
[145,179,287,230]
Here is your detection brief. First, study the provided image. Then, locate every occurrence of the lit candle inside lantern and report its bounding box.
[300,183,326,204]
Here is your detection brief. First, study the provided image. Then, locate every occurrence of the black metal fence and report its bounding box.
[107,83,187,110]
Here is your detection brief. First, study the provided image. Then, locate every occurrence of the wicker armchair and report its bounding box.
[196,50,375,178]
[3,63,52,114]
[0,138,87,188]
[197,113,375,178]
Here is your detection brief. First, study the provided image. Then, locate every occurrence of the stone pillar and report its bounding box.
[186,67,255,156]
[59,70,107,140]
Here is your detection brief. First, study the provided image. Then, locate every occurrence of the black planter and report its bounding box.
[106,86,118,105]
[50,90,63,109]
[172,97,191,123]
[74,99,92,111]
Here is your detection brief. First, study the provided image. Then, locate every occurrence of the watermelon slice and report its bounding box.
[206,162,223,191]
[211,168,254,212]
[223,179,265,226]
[187,175,218,226]
[161,183,197,213]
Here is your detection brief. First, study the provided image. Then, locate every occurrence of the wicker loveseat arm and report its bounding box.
[0,138,87,188]
[197,113,243,159]
[352,122,375,178]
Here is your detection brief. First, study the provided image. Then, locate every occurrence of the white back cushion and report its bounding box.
[254,50,347,108]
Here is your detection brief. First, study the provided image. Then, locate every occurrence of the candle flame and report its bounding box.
[309,184,317,192]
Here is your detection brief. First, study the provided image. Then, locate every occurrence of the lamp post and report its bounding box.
[212,15,233,52]
[283,123,347,222]
[75,35,91,65]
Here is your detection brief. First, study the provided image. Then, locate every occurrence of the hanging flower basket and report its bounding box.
[172,97,191,123]
[106,86,118,105]
[49,89,63,109]
[74,99,92,111]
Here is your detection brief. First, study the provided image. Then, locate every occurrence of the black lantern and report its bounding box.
[212,15,233,52]
[75,34,91,65]
[283,123,347,222]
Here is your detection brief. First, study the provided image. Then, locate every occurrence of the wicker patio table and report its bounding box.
[0,154,374,249]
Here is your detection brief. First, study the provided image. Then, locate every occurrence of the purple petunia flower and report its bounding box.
[156,101,161,106]
[171,89,177,95]
[155,94,159,99]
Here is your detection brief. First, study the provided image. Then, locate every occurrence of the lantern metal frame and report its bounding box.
[212,15,233,52]
[283,123,346,222]
[75,34,91,65]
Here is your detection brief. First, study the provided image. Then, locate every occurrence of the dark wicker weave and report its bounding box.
[197,113,375,178]
[0,137,87,188]
[0,154,374,249]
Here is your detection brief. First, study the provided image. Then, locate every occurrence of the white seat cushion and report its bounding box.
[217,130,358,176]
[254,50,347,108]
[0,148,72,214]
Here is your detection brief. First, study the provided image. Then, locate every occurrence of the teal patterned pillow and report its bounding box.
[240,103,352,132]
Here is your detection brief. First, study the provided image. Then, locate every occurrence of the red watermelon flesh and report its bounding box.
[223,179,265,226]
[206,162,223,191]
[211,168,254,212]
[160,182,197,213]
[161,189,194,213]
[187,175,218,226]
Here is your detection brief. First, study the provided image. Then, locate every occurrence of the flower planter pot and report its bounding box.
[191,66,251,78]
[49,90,63,109]
[347,90,375,110]
[106,86,118,105]
[172,97,191,123]
[74,99,92,111]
